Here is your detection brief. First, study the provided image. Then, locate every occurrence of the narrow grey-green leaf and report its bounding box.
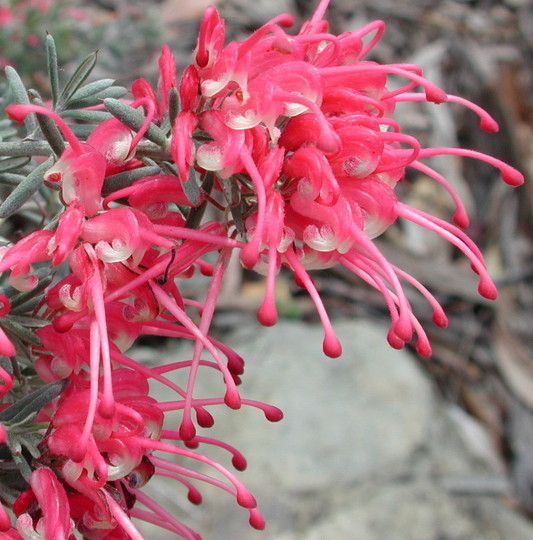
[135,142,172,160]
[0,380,70,423]
[66,86,129,110]
[4,67,36,133]
[11,453,32,483]
[42,210,61,231]
[221,176,241,207]
[0,173,26,186]
[168,86,179,128]
[182,164,201,206]
[230,201,246,236]
[19,433,42,459]
[66,78,115,103]
[59,109,111,122]
[185,172,214,229]
[102,165,161,196]
[0,119,17,142]
[28,90,64,156]
[69,124,97,139]
[0,141,52,157]
[95,86,128,101]
[58,51,98,107]
[46,34,59,109]
[7,296,40,315]
[104,98,168,147]
[0,318,42,346]
[0,131,18,143]
[0,157,30,175]
[0,157,53,218]
[7,315,50,328]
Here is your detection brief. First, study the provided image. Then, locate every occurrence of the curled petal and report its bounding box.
[82,207,157,264]
[87,118,133,168]
[328,125,384,179]
[197,110,245,177]
[26,468,73,540]
[58,151,106,217]
[48,202,84,266]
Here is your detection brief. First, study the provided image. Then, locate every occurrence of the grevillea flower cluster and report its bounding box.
[0,0,524,537]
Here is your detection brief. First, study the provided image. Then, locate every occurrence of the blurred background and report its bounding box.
[1,0,533,538]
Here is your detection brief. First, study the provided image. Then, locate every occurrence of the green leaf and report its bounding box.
[70,124,97,139]
[0,141,52,157]
[0,156,53,218]
[168,87,179,128]
[182,165,201,206]
[0,318,42,346]
[7,297,40,316]
[0,119,17,142]
[0,173,26,186]
[11,452,32,483]
[4,67,36,133]
[0,157,30,175]
[28,90,64,156]
[66,78,115,103]
[185,172,214,229]
[104,98,168,147]
[0,379,69,424]
[221,176,241,207]
[230,201,246,236]
[18,432,42,459]
[6,316,50,328]
[65,79,127,109]
[57,51,98,108]
[46,34,59,109]
[66,86,129,110]
[59,109,112,122]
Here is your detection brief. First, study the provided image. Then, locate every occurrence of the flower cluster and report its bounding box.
[0,0,523,538]
[172,2,522,357]
[0,73,280,538]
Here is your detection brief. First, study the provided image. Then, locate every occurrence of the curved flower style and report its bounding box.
[0,0,524,538]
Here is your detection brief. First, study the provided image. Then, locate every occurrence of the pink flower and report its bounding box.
[0,294,16,359]
[0,1,524,538]
[81,206,174,264]
[171,111,199,182]
[25,34,39,47]
[193,6,225,71]
[6,102,154,216]
[47,203,85,267]
[177,0,524,357]
[132,46,177,122]
[103,174,197,217]
[6,105,106,217]
[28,335,279,537]
[0,231,54,291]
[196,109,246,177]
[0,6,12,27]
[16,468,74,540]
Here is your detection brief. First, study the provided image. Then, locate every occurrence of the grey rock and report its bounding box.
[271,482,533,540]
[132,320,533,539]
[214,320,434,491]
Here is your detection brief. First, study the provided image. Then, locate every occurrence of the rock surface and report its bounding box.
[134,320,533,539]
